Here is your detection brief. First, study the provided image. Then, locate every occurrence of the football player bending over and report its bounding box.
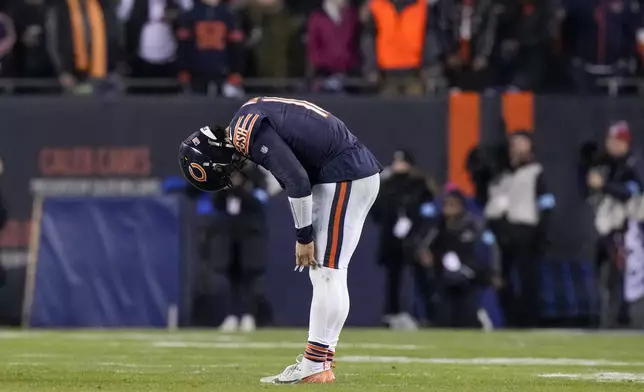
[179,96,382,384]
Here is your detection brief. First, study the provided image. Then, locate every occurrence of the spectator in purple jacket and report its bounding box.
[307,0,360,93]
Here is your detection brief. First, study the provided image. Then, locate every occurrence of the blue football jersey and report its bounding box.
[227,97,382,198]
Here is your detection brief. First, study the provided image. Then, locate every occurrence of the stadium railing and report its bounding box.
[596,77,644,96]
[5,76,643,96]
[0,77,450,95]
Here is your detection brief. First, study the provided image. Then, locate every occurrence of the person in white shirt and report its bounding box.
[118,0,192,78]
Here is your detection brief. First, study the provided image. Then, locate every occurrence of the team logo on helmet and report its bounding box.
[188,163,207,182]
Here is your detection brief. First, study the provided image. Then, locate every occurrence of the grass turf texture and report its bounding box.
[1,329,644,391]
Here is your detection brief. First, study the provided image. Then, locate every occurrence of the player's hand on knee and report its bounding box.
[295,241,317,272]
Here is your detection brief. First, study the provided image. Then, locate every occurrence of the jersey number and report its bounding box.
[244,97,330,118]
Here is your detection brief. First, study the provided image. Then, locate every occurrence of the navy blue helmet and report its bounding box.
[178,126,240,192]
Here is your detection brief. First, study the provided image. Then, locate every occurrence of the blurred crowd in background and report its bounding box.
[0,0,644,95]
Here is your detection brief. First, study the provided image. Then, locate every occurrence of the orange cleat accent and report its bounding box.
[300,370,335,384]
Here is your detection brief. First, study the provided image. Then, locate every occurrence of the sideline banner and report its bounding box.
[26,197,181,327]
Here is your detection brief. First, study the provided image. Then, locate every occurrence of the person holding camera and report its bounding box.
[580,121,642,328]
[371,150,437,329]
[417,186,501,328]
[481,131,555,328]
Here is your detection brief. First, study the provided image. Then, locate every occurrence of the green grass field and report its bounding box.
[1,328,644,391]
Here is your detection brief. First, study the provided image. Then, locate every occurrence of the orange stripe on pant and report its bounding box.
[502,92,534,134]
[326,182,348,269]
[448,92,480,195]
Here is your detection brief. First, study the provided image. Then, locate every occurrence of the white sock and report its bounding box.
[304,267,349,372]
[303,353,326,373]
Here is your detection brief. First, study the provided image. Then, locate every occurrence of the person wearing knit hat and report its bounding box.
[443,185,466,216]
[587,121,637,195]
[606,121,631,157]
[392,149,415,166]
[417,184,500,328]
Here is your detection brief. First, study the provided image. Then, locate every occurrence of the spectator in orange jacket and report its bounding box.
[362,0,442,96]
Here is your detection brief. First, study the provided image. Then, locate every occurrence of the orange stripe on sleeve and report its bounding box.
[240,113,252,132]
[245,114,260,154]
[327,183,347,269]
[502,92,534,134]
[448,92,480,195]
[232,115,244,145]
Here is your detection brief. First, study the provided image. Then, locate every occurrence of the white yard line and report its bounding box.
[64,333,247,342]
[96,362,240,368]
[0,331,246,342]
[527,329,644,336]
[6,362,239,369]
[339,356,644,367]
[0,331,45,339]
[538,372,644,382]
[152,341,423,350]
[349,343,423,350]
[153,341,303,349]
[12,353,74,359]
